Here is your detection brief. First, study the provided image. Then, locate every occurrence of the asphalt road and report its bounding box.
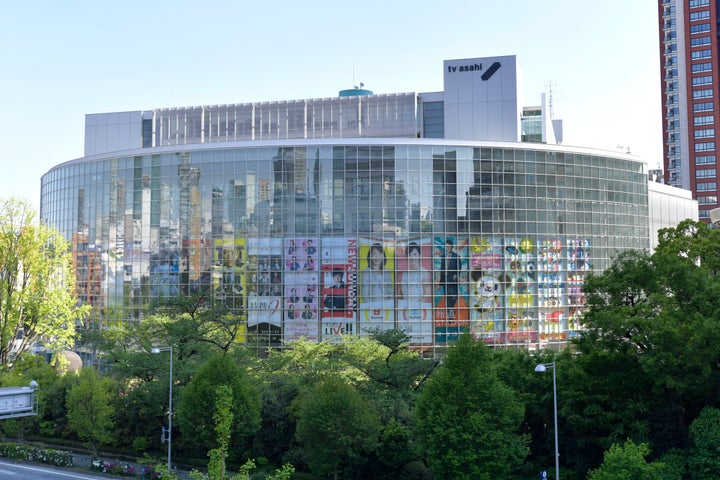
[0,459,119,480]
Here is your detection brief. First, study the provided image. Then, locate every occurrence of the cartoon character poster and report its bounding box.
[503,238,537,343]
[284,238,319,341]
[433,236,469,343]
[358,240,395,335]
[320,237,358,342]
[395,239,433,345]
[538,239,566,341]
[469,237,506,343]
[246,238,282,345]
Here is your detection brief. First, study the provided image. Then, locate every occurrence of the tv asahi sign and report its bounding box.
[443,55,520,142]
[446,61,501,80]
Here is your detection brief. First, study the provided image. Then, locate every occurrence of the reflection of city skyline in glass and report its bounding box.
[54,144,649,353]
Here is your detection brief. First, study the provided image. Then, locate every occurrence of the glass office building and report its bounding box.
[40,55,653,354]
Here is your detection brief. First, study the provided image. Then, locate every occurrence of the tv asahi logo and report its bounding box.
[447,61,501,81]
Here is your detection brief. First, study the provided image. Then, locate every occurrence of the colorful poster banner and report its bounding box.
[503,238,537,343]
[395,239,433,345]
[567,239,590,336]
[538,239,566,341]
[469,237,506,343]
[320,237,358,342]
[284,238,319,341]
[212,237,246,342]
[433,236,469,343]
[246,238,283,344]
[358,240,395,334]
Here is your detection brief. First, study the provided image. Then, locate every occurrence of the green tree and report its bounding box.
[575,220,720,456]
[207,385,233,480]
[177,353,261,459]
[0,198,87,367]
[687,407,720,479]
[66,367,116,456]
[293,375,381,479]
[413,334,529,480]
[587,440,666,480]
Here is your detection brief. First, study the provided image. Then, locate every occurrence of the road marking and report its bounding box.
[0,460,100,479]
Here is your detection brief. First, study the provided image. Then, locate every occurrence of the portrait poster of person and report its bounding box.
[285,238,318,272]
[246,239,282,345]
[320,237,358,341]
[323,269,346,309]
[433,236,469,342]
[284,271,319,341]
[359,241,395,330]
[212,239,245,311]
[395,240,433,344]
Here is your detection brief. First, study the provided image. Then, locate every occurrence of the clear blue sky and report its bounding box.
[0,0,661,209]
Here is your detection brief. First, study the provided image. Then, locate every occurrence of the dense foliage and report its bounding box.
[1,220,720,479]
[0,198,87,367]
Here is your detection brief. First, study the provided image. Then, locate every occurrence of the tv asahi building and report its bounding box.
[41,55,695,358]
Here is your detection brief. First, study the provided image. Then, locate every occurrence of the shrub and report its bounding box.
[91,459,138,476]
[0,442,74,467]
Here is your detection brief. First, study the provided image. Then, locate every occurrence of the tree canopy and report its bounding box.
[0,198,86,367]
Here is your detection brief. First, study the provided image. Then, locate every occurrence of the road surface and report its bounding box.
[0,459,119,480]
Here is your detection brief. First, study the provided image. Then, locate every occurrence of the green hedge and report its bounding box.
[0,442,74,467]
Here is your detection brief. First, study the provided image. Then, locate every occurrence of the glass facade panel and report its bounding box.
[41,141,650,355]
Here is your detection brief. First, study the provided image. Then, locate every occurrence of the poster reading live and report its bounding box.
[246,237,283,345]
[284,238,319,341]
[358,240,395,335]
[320,237,358,342]
[433,236,469,343]
[395,239,433,345]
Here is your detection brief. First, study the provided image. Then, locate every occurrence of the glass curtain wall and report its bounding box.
[41,144,649,356]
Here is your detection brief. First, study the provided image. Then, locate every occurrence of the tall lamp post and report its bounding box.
[535,362,559,480]
[152,346,173,474]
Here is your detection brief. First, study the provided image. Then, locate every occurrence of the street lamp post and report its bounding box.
[535,362,559,480]
[151,346,173,474]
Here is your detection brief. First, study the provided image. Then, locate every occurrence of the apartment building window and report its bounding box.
[694,102,714,112]
[694,115,715,125]
[692,62,712,73]
[690,23,711,33]
[696,154,716,165]
[697,195,718,205]
[697,168,717,178]
[693,89,713,99]
[690,11,711,22]
[696,182,717,191]
[691,36,712,47]
[695,142,716,152]
[692,75,713,85]
[695,129,715,138]
[691,49,712,59]
[689,0,710,7]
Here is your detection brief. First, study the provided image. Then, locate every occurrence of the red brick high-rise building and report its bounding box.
[660,0,720,221]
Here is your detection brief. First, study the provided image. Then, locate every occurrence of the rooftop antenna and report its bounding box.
[546,81,556,119]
